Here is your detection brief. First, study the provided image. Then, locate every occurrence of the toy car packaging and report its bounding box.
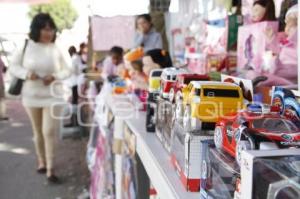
[272,86,300,124]
[156,96,173,151]
[241,149,300,199]
[200,140,240,199]
[146,69,163,132]
[251,156,300,199]
[221,74,254,102]
[170,122,213,192]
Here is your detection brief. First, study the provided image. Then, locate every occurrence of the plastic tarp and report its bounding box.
[91,16,135,51]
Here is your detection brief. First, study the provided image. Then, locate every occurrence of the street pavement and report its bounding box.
[0,99,90,199]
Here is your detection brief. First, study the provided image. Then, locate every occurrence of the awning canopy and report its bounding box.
[0,0,53,4]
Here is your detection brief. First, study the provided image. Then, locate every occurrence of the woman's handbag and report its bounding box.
[8,39,28,95]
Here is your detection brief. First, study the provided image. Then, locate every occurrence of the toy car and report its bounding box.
[177,81,244,130]
[214,108,300,165]
[148,69,163,93]
[168,73,210,103]
[160,67,188,99]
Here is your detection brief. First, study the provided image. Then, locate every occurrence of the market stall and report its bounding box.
[87,0,300,199]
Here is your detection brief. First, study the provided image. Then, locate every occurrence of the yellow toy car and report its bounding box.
[148,69,163,93]
[176,81,244,130]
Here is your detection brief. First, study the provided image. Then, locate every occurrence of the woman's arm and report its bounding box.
[9,44,29,80]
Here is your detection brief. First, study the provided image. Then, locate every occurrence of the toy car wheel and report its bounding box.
[236,139,252,166]
[183,105,191,130]
[169,88,175,102]
[214,126,223,150]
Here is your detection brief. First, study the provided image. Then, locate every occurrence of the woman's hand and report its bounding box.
[27,72,39,80]
[43,75,55,86]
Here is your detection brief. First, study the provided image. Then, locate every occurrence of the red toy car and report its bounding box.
[160,68,188,100]
[214,105,300,165]
[169,73,210,102]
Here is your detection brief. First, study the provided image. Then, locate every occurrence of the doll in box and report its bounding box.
[248,4,298,87]
[251,0,276,23]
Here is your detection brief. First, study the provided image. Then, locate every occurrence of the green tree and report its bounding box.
[28,0,78,32]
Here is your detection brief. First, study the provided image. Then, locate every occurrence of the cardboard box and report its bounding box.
[241,149,300,199]
[200,142,240,198]
[271,86,300,121]
[170,122,213,192]
[237,21,279,73]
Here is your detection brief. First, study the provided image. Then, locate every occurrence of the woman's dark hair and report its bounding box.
[145,49,173,68]
[253,0,276,21]
[68,46,77,56]
[78,42,87,55]
[110,46,124,57]
[136,14,153,29]
[29,13,57,42]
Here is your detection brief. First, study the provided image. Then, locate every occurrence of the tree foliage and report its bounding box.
[28,0,78,32]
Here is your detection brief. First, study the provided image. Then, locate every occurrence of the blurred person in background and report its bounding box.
[68,45,77,58]
[0,56,8,120]
[67,42,88,105]
[101,46,124,79]
[133,14,163,52]
[9,13,72,183]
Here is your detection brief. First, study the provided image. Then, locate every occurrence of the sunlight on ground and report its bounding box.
[0,142,31,155]
[11,122,25,127]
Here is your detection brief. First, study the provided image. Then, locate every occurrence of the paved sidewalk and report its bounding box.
[0,100,90,199]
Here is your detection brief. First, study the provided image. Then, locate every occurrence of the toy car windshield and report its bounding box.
[151,71,162,77]
[252,118,299,133]
[203,88,240,98]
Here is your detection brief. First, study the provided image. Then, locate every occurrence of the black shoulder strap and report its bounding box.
[21,39,28,65]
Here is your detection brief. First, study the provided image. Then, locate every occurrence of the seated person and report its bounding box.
[102,46,124,79]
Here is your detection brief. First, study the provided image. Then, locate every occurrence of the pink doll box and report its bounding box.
[237,21,279,73]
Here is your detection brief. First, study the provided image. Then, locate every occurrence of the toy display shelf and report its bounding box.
[105,94,200,199]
